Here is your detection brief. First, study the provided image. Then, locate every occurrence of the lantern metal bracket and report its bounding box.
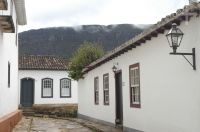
[170,48,196,70]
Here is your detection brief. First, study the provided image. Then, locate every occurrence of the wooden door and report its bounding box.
[115,71,123,125]
[20,78,34,107]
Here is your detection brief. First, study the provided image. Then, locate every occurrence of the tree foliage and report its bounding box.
[68,41,104,80]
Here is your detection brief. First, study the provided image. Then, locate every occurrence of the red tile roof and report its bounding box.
[19,55,68,70]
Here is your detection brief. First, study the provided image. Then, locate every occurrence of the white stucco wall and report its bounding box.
[78,16,200,132]
[19,70,78,104]
[0,2,18,117]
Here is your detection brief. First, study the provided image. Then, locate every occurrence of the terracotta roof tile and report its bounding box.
[19,55,68,70]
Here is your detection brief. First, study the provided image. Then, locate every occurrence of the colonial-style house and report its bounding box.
[78,2,200,132]
[19,55,78,107]
[0,0,26,131]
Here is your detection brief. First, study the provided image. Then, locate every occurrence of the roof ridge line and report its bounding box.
[83,2,200,73]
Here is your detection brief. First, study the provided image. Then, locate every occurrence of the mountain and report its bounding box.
[19,24,145,59]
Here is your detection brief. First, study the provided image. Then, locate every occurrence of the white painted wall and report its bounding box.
[0,2,18,117]
[19,70,78,104]
[78,16,200,132]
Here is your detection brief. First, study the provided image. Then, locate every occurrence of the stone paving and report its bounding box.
[12,116,122,132]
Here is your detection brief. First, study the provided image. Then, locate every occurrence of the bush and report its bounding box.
[68,41,104,80]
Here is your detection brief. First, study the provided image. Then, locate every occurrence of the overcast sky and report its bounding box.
[19,0,191,32]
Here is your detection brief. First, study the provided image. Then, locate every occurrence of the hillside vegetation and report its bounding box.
[19,24,145,58]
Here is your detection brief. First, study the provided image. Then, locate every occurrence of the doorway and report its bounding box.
[20,78,34,107]
[115,71,123,126]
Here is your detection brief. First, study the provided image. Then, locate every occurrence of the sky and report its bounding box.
[19,0,191,32]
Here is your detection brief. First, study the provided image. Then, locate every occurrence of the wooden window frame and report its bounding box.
[94,76,99,105]
[41,78,53,98]
[60,78,71,98]
[129,63,141,108]
[103,73,109,105]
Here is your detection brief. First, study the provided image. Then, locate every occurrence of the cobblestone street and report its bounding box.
[12,116,122,132]
[13,117,92,132]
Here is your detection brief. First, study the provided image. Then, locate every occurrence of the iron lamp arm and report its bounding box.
[169,48,196,70]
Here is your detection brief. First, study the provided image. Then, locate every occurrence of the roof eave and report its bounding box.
[19,68,68,71]
[14,0,27,25]
[83,3,200,73]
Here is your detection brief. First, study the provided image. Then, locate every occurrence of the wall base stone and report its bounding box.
[78,113,116,127]
[78,113,143,132]
[0,110,22,132]
[20,104,78,118]
[123,126,143,132]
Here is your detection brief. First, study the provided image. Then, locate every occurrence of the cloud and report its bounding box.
[26,0,109,25]
[19,0,190,32]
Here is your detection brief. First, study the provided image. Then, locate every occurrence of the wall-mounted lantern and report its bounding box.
[112,65,117,73]
[112,63,119,73]
[166,23,196,70]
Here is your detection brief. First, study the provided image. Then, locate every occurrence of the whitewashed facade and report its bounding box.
[0,0,26,131]
[18,56,78,106]
[0,22,18,118]
[78,3,200,132]
[19,70,78,105]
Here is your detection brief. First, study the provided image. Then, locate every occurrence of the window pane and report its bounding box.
[94,77,99,91]
[132,68,139,85]
[130,69,134,86]
[132,87,140,103]
[103,74,109,105]
[104,75,109,89]
[104,91,109,102]
[95,92,99,104]
[62,87,70,96]
[61,79,71,97]
[42,79,53,97]
[94,77,99,104]
[43,87,51,96]
[131,87,134,103]
[105,95,109,103]
[130,63,140,107]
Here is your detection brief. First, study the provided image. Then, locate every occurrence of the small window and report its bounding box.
[42,78,53,98]
[103,73,109,105]
[8,62,10,88]
[94,77,99,105]
[60,78,71,98]
[129,63,141,108]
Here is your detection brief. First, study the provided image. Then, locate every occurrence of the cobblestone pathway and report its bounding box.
[13,116,122,132]
[13,117,92,132]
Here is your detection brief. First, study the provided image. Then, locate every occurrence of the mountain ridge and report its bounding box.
[19,24,145,59]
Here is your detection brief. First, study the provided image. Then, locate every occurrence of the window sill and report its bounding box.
[60,96,71,98]
[130,103,141,108]
[41,96,53,98]
[104,103,109,106]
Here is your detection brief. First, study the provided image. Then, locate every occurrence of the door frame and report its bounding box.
[114,70,123,126]
[20,77,35,107]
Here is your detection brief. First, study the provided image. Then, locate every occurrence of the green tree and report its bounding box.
[68,41,104,80]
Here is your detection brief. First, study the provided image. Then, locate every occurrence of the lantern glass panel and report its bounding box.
[172,34,179,46]
[166,23,183,49]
